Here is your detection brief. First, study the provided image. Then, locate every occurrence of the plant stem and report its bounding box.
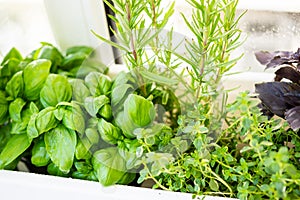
[147,174,171,191]
[126,2,137,61]
[151,0,157,28]
[125,1,147,96]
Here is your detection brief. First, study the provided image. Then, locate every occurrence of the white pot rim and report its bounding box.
[0,170,236,200]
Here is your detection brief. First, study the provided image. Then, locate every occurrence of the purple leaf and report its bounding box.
[285,106,300,131]
[255,50,295,69]
[266,56,291,69]
[255,82,300,117]
[274,66,300,83]
[255,51,274,65]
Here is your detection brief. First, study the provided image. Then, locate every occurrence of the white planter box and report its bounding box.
[0,170,236,200]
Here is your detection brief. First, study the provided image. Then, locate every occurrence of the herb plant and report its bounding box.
[1,0,300,199]
[255,49,300,130]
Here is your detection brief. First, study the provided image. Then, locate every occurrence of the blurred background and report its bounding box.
[0,0,55,56]
[1,0,300,78]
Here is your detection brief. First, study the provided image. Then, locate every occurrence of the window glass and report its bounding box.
[164,0,300,73]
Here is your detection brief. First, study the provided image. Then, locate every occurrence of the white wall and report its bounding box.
[0,0,55,56]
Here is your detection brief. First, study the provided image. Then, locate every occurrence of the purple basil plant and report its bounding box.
[255,48,300,131]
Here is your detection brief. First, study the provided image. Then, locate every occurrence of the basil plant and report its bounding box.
[0,43,179,187]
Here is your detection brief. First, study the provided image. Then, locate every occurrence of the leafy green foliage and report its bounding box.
[90,0,299,199]
[138,92,300,199]
[0,41,177,187]
[68,79,90,103]
[0,134,32,168]
[33,43,64,73]
[116,94,156,138]
[92,147,127,186]
[98,118,123,145]
[0,44,109,178]
[5,71,24,99]
[55,102,86,135]
[40,74,72,107]
[44,124,77,173]
[0,91,8,125]
[84,72,112,96]
[31,137,50,167]
[23,59,51,101]
[1,0,299,199]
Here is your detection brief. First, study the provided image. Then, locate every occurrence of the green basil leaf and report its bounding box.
[115,111,136,138]
[47,163,69,177]
[74,161,92,174]
[63,106,85,134]
[0,124,12,152]
[0,134,32,169]
[111,84,134,110]
[66,46,93,56]
[84,95,110,117]
[99,104,112,121]
[27,113,39,139]
[34,43,63,73]
[20,103,39,138]
[61,52,88,71]
[40,74,72,107]
[98,118,122,145]
[23,59,51,100]
[29,102,39,114]
[11,106,36,135]
[92,147,126,186]
[116,94,155,137]
[1,47,22,66]
[44,124,77,173]
[118,143,139,170]
[18,58,33,70]
[0,77,9,91]
[0,91,8,125]
[85,128,99,145]
[72,161,97,181]
[125,94,155,127]
[55,102,86,135]
[5,71,24,99]
[0,58,21,79]
[11,121,28,135]
[112,71,135,89]
[36,107,59,136]
[84,72,112,96]
[71,171,88,180]
[11,108,32,134]
[53,107,64,121]
[68,79,90,103]
[87,117,99,128]
[117,173,136,185]
[75,137,92,160]
[9,98,26,122]
[31,137,50,167]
